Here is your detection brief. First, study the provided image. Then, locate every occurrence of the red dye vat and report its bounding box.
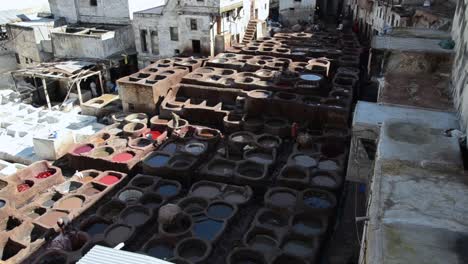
[99,175,120,185]
[35,170,54,179]
[112,152,134,163]
[74,145,93,154]
[147,130,161,139]
[17,184,31,192]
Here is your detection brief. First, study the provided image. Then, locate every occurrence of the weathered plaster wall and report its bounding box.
[52,25,135,59]
[279,0,316,25]
[49,0,78,23]
[49,0,159,24]
[7,23,54,68]
[451,0,468,131]
[134,0,268,68]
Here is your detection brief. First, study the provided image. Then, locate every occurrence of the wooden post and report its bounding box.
[98,71,104,94]
[76,79,83,105]
[41,78,52,110]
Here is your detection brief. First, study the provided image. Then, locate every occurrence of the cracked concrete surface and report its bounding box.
[364,121,468,264]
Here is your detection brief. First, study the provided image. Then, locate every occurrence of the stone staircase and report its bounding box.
[242,20,257,44]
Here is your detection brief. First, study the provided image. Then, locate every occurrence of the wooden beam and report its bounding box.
[41,78,52,110]
[98,71,104,94]
[77,79,83,105]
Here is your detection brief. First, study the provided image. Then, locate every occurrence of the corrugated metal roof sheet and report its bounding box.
[78,245,173,264]
[0,4,50,25]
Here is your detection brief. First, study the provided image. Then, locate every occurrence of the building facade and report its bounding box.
[48,0,159,24]
[451,0,468,132]
[279,0,316,25]
[133,0,269,68]
[7,18,57,68]
[346,0,456,40]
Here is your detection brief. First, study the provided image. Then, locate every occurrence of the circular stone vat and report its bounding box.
[124,113,148,124]
[292,154,317,168]
[247,89,271,99]
[178,197,209,215]
[120,206,151,227]
[311,171,339,189]
[230,131,255,144]
[257,209,289,228]
[281,236,316,258]
[90,133,111,145]
[145,153,170,168]
[104,224,133,246]
[168,119,188,130]
[0,199,6,209]
[272,253,307,264]
[35,169,56,179]
[280,166,308,180]
[266,188,297,208]
[140,193,163,209]
[227,248,267,264]
[37,210,68,227]
[155,181,180,197]
[90,146,114,158]
[302,189,336,211]
[175,238,211,263]
[161,213,192,235]
[291,214,325,237]
[111,112,126,123]
[275,92,297,101]
[246,231,278,253]
[184,142,206,155]
[207,202,235,220]
[97,200,126,220]
[222,188,249,205]
[99,174,121,185]
[130,176,155,188]
[118,189,143,203]
[55,195,85,210]
[80,217,111,236]
[123,122,146,135]
[144,239,175,260]
[55,181,82,194]
[236,161,264,179]
[112,151,135,163]
[35,250,69,264]
[300,74,323,82]
[168,154,196,169]
[131,138,153,148]
[256,134,281,149]
[207,159,236,175]
[244,149,275,165]
[73,144,94,155]
[195,128,219,140]
[191,182,222,199]
[17,180,34,192]
[318,159,340,171]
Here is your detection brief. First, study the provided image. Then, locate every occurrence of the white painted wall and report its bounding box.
[51,25,135,59]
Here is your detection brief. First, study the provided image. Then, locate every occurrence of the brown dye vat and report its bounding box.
[56,196,84,210]
[38,211,68,227]
[0,180,8,191]
[82,184,105,196]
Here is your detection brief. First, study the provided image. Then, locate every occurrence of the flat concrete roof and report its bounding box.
[372,36,454,53]
[353,101,459,131]
[363,120,468,264]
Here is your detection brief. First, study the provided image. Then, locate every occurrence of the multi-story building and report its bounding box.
[133,0,269,68]
[346,0,456,40]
